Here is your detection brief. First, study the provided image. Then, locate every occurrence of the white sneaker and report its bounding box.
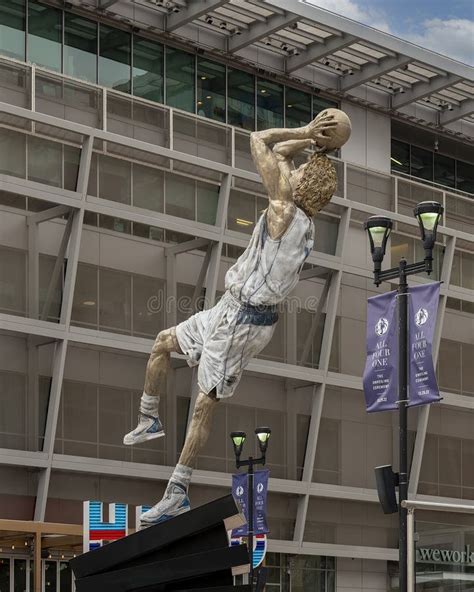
[140,482,190,528]
[123,413,165,446]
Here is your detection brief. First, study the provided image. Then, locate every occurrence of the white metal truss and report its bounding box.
[0,73,472,561]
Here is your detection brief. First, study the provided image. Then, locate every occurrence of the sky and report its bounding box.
[306,0,474,65]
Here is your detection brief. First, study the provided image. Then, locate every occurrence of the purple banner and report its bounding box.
[363,290,399,412]
[408,282,441,408]
[231,469,269,537]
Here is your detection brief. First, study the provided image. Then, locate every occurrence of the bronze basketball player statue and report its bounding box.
[123,108,351,527]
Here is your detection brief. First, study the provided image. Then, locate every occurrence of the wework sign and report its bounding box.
[417,545,474,566]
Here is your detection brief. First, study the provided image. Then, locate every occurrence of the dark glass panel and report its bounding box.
[227,68,255,130]
[64,13,97,83]
[0,0,25,60]
[166,46,195,112]
[285,87,311,128]
[133,36,163,102]
[197,58,225,122]
[411,145,433,181]
[14,559,27,592]
[0,558,10,590]
[313,96,338,117]
[99,24,131,93]
[257,78,283,130]
[59,562,72,592]
[456,160,474,194]
[27,1,61,71]
[44,561,57,591]
[434,153,455,188]
[391,139,410,175]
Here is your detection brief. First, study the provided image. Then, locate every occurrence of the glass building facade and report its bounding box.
[0,1,472,591]
[0,0,336,130]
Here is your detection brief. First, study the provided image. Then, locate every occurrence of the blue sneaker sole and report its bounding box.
[123,430,165,446]
[139,504,190,529]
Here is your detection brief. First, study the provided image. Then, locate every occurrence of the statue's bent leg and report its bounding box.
[140,391,219,527]
[123,328,180,446]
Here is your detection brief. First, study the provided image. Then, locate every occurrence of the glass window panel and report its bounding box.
[463,343,474,395]
[227,190,256,234]
[285,87,311,128]
[313,96,337,117]
[14,559,27,592]
[391,139,410,175]
[59,562,72,592]
[0,127,26,178]
[461,251,474,290]
[63,381,98,443]
[0,558,10,591]
[0,0,25,60]
[133,37,163,102]
[99,268,131,332]
[197,58,225,122]
[257,79,283,130]
[72,263,98,328]
[410,145,433,181]
[0,247,26,315]
[456,159,474,193]
[166,47,195,112]
[196,181,218,225]
[133,164,164,212]
[228,68,255,130]
[64,145,81,191]
[165,173,195,220]
[438,339,461,393]
[39,255,62,322]
[0,371,26,445]
[99,24,131,93]
[44,561,57,590]
[64,13,97,83]
[28,136,62,187]
[132,275,164,337]
[27,1,61,71]
[99,214,131,234]
[434,153,455,188]
[98,154,131,204]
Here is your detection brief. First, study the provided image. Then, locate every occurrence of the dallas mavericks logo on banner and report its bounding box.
[83,501,128,552]
[363,290,399,412]
[230,534,267,569]
[231,469,269,537]
[408,282,441,407]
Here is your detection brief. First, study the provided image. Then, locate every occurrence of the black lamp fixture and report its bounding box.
[413,201,443,272]
[364,215,393,284]
[255,427,271,455]
[230,431,246,459]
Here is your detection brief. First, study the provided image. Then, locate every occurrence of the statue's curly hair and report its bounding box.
[294,153,337,218]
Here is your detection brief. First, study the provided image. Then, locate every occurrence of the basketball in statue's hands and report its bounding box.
[309,108,352,151]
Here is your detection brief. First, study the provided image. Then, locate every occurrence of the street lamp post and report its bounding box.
[365,201,443,592]
[230,427,271,591]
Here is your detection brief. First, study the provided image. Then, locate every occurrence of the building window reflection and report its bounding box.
[257,78,284,130]
[166,46,195,113]
[197,58,226,122]
[285,87,312,128]
[391,139,473,195]
[228,68,255,130]
[27,1,62,71]
[133,36,164,103]
[64,13,97,83]
[0,0,25,61]
[99,24,131,93]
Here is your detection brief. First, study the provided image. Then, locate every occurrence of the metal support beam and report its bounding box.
[299,272,332,367]
[408,235,456,495]
[34,339,68,521]
[440,98,474,125]
[341,55,411,91]
[27,222,39,320]
[27,205,72,225]
[166,0,228,32]
[286,34,357,73]
[393,74,463,109]
[99,0,120,9]
[228,12,300,52]
[166,237,210,256]
[40,214,73,322]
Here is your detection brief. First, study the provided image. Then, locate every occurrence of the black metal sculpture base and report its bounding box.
[71,494,250,592]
